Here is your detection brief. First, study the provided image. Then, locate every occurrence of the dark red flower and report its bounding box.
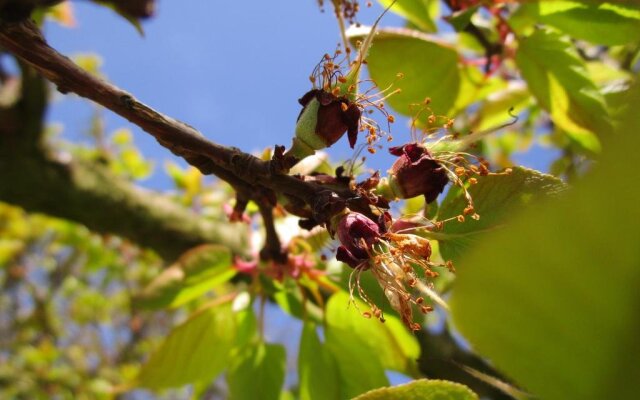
[297,89,361,149]
[335,212,380,268]
[388,143,449,203]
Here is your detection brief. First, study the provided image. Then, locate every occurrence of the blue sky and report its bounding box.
[44,1,407,189]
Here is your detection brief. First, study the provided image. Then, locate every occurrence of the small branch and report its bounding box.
[464,23,502,74]
[444,0,502,74]
[258,202,287,264]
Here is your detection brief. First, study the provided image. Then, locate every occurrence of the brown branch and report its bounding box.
[444,1,502,74]
[0,20,329,210]
[258,202,287,264]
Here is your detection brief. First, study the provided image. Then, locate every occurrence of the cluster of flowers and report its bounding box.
[265,4,507,330]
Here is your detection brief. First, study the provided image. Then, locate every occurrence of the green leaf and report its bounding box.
[227,342,286,400]
[450,83,640,400]
[353,379,479,400]
[516,2,640,46]
[273,279,323,323]
[137,303,236,389]
[446,5,481,32]
[326,292,420,377]
[350,28,461,117]
[133,245,235,310]
[515,29,613,137]
[377,0,438,32]
[234,305,258,348]
[437,167,566,263]
[475,82,532,132]
[298,323,341,400]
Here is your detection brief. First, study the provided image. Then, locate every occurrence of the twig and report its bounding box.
[444,0,502,74]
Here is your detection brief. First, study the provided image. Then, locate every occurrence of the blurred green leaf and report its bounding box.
[446,5,480,32]
[227,342,286,400]
[516,29,613,137]
[133,245,234,310]
[450,84,640,400]
[298,323,341,400]
[452,65,506,115]
[475,82,531,132]
[326,292,420,377]
[564,128,601,155]
[350,28,460,117]
[516,2,640,46]
[437,167,566,262]
[353,379,479,400]
[377,0,438,32]
[273,279,323,323]
[137,302,236,389]
[234,306,258,348]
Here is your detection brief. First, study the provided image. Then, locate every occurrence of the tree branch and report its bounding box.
[0,20,331,211]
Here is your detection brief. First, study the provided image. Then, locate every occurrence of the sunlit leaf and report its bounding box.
[137,302,236,389]
[133,245,234,310]
[227,342,286,400]
[348,27,461,117]
[298,323,341,400]
[446,5,480,32]
[437,167,567,262]
[516,2,640,46]
[353,379,479,400]
[475,81,532,132]
[516,29,613,137]
[377,0,438,32]
[326,292,420,376]
[450,83,640,400]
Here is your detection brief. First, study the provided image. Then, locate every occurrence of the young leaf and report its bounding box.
[474,81,532,132]
[137,302,236,390]
[377,0,438,32]
[450,83,640,400]
[348,28,461,117]
[353,379,479,400]
[226,342,286,400]
[133,245,235,310]
[516,29,613,138]
[298,323,341,400]
[516,2,640,46]
[326,291,420,377]
[436,167,566,263]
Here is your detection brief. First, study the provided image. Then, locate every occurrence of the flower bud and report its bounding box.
[290,89,361,159]
[386,143,449,203]
[334,212,380,268]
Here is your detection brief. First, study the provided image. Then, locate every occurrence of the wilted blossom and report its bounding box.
[332,211,450,331]
[296,89,362,150]
[387,143,449,203]
[334,211,381,269]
